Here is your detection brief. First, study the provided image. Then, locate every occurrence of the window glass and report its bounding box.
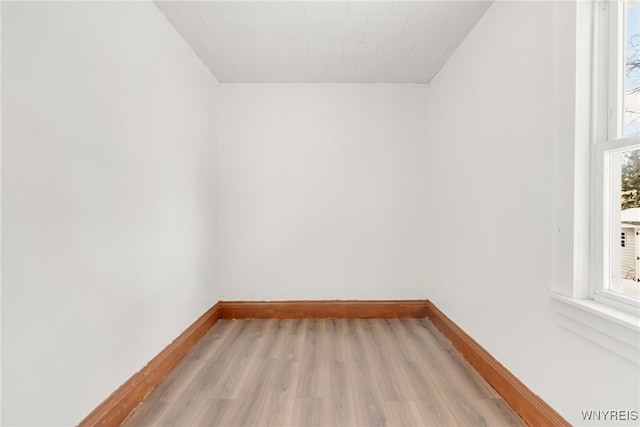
[613,147,640,300]
[597,1,640,307]
[624,1,640,136]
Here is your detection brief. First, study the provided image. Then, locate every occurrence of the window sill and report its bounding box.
[550,293,639,365]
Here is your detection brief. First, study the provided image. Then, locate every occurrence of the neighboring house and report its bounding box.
[621,208,640,280]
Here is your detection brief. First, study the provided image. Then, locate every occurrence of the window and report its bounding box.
[593,0,640,311]
[551,0,639,366]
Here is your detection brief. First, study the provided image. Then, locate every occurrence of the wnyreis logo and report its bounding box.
[581,410,639,422]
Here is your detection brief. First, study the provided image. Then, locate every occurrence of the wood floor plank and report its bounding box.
[122,318,526,427]
[475,398,528,427]
[291,397,325,427]
[196,398,233,427]
[361,319,407,402]
[420,319,501,400]
[324,360,350,427]
[225,358,276,427]
[259,357,300,427]
[383,401,423,427]
[295,319,326,398]
[343,320,387,426]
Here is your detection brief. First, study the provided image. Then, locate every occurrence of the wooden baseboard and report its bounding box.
[425,301,570,427]
[79,302,222,427]
[81,299,568,427]
[220,299,429,319]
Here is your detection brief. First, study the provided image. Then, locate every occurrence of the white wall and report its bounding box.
[218,85,430,300]
[3,1,638,426]
[421,2,639,426]
[1,2,219,425]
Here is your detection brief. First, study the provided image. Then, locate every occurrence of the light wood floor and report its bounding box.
[122,318,526,426]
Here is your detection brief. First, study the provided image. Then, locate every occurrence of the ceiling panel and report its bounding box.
[355,57,391,83]
[246,17,289,41]
[376,41,415,64]
[362,16,407,43]
[325,17,366,43]
[401,15,444,43]
[259,2,305,18]
[273,41,309,64]
[347,1,393,17]
[342,42,379,63]
[308,42,343,63]
[204,17,252,41]
[389,1,437,17]
[326,61,357,82]
[303,1,349,18]
[214,1,263,17]
[286,17,326,42]
[154,1,492,84]
[294,61,326,82]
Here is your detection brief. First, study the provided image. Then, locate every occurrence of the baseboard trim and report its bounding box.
[81,299,568,427]
[220,299,429,319]
[79,302,222,427]
[425,301,570,427]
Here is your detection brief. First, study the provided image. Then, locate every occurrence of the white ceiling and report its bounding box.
[154,1,491,84]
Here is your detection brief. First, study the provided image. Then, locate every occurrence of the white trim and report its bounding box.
[554,0,640,370]
[551,293,639,365]
[607,145,622,293]
[594,289,640,311]
[592,1,610,146]
[593,136,640,308]
[568,0,595,299]
[635,225,639,279]
[607,0,625,140]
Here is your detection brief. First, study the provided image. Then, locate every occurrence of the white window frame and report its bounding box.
[593,136,640,311]
[551,0,639,366]
[591,0,640,313]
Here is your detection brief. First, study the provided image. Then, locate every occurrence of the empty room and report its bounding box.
[2,0,639,426]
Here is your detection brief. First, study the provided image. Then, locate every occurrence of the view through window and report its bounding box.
[612,1,640,301]
[624,1,640,137]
